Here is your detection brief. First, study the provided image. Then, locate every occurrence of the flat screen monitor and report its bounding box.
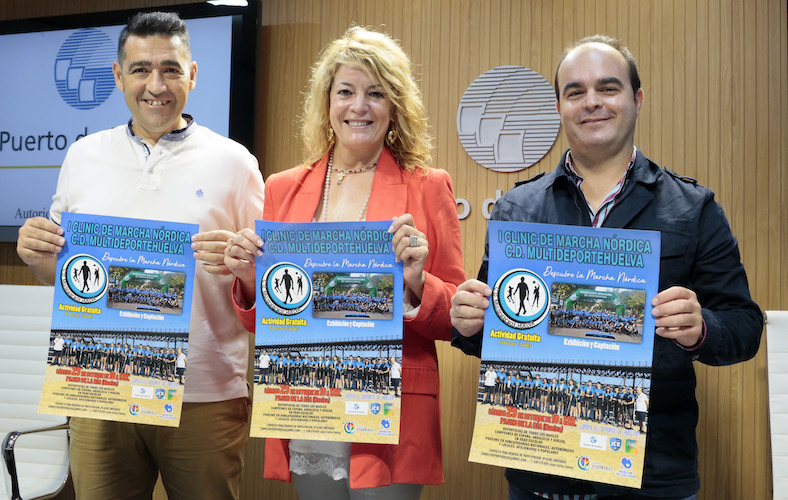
[0,2,257,241]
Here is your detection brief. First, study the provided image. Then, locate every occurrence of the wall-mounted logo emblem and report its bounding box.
[55,28,116,110]
[457,66,560,172]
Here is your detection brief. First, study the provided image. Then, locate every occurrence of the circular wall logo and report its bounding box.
[491,268,550,329]
[60,254,108,304]
[54,28,116,110]
[260,263,312,316]
[129,404,140,416]
[457,65,560,172]
[344,421,356,434]
[577,455,591,470]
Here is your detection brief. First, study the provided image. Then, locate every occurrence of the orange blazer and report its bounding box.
[234,148,465,488]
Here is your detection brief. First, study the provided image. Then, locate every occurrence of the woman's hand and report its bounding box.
[224,228,263,306]
[192,230,235,275]
[389,214,428,301]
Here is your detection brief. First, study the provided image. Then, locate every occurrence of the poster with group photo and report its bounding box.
[251,220,404,444]
[469,221,660,489]
[39,212,197,427]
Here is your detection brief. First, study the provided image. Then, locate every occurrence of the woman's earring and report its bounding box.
[327,126,334,143]
[386,128,397,146]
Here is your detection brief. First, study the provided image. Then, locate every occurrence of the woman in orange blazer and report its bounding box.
[225,27,465,499]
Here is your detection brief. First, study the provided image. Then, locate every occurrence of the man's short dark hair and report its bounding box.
[118,11,191,64]
[553,34,641,100]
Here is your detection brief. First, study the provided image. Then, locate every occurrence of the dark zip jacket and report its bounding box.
[452,149,763,498]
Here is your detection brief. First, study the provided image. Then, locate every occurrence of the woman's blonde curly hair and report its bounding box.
[301,26,431,173]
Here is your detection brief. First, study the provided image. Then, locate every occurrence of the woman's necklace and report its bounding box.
[336,155,378,186]
[334,154,377,185]
[320,150,375,222]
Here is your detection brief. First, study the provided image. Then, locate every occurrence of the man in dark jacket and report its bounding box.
[450,35,763,500]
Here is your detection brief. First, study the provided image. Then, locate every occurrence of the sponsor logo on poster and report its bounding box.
[616,458,637,479]
[579,433,607,451]
[345,402,368,415]
[132,385,153,399]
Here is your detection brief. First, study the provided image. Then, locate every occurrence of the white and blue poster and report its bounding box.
[250,220,404,444]
[39,212,197,427]
[469,221,660,488]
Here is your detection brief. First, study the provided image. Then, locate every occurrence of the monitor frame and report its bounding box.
[0,2,258,242]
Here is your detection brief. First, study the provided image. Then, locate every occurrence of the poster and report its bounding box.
[250,220,404,444]
[469,221,660,488]
[39,212,197,426]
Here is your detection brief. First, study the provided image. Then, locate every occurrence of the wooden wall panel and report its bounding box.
[1,1,785,499]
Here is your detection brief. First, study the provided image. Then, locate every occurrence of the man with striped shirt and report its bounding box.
[451,35,762,499]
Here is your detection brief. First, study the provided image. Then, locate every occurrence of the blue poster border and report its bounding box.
[469,220,661,488]
[39,212,198,427]
[251,220,404,444]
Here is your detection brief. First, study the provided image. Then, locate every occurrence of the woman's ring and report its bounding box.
[409,235,419,247]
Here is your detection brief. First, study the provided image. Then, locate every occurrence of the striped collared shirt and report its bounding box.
[563,146,638,228]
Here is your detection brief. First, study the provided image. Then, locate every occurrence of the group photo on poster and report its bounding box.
[548,284,645,343]
[255,349,401,398]
[311,272,394,320]
[39,212,197,426]
[250,220,404,444]
[47,332,187,383]
[468,221,660,488]
[106,267,186,314]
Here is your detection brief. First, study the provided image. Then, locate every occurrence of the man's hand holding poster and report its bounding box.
[251,220,404,444]
[469,221,660,488]
[39,212,197,427]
